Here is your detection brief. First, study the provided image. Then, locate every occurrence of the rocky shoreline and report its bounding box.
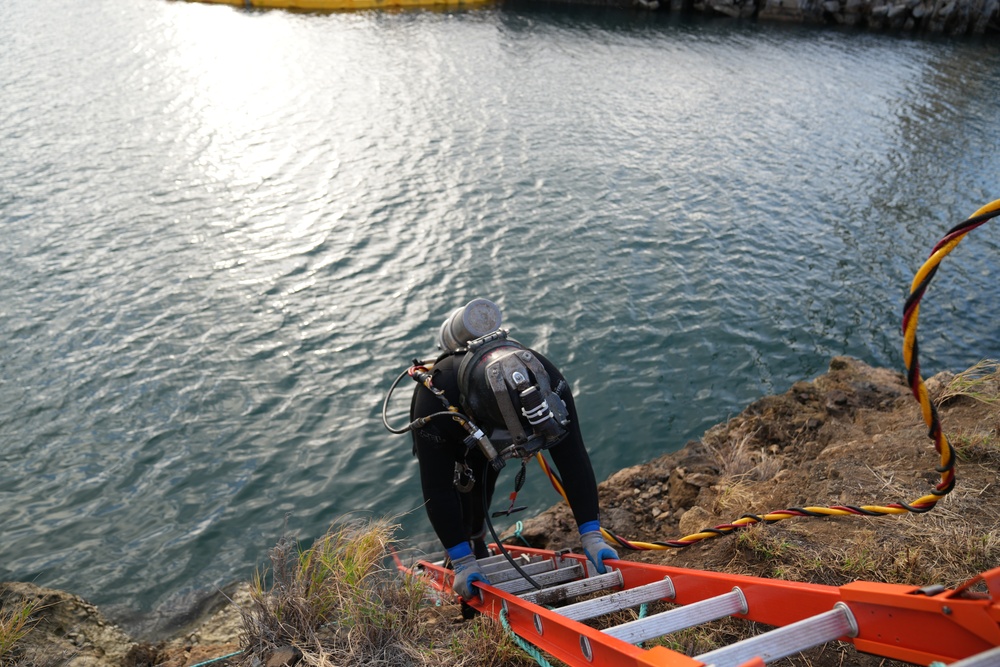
[0,581,246,667]
[3,356,999,667]
[533,0,1000,35]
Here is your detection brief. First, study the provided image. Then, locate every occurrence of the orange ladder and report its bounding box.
[401,545,1000,667]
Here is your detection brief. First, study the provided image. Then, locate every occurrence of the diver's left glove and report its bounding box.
[580,529,618,575]
[452,554,490,600]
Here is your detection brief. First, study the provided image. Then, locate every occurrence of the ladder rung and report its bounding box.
[947,646,1000,667]
[482,555,545,577]
[694,602,858,667]
[520,571,624,607]
[486,559,558,584]
[559,576,674,622]
[493,563,586,594]
[478,553,515,566]
[604,587,747,645]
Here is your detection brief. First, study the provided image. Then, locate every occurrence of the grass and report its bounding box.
[0,596,39,667]
[734,527,796,564]
[239,516,535,667]
[705,426,783,483]
[938,359,1000,406]
[723,510,1000,591]
[952,426,1000,464]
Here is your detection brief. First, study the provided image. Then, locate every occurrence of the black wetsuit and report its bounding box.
[410,350,602,555]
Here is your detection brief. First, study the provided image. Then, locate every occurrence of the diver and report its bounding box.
[406,298,618,600]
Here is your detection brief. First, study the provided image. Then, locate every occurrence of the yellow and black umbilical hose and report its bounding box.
[537,199,1000,551]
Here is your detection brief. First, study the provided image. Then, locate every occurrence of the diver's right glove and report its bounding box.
[452,554,490,600]
[580,529,618,575]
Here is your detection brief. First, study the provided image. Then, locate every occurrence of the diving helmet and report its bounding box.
[436,298,503,352]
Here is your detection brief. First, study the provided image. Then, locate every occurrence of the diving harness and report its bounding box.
[383,329,570,475]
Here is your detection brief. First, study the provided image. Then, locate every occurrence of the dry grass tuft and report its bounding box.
[0,596,39,667]
[952,425,1000,465]
[240,516,424,667]
[723,507,1000,591]
[706,426,783,483]
[239,516,535,667]
[938,359,1000,406]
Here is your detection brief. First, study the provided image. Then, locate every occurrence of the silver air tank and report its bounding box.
[437,298,502,352]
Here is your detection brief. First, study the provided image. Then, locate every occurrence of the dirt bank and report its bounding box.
[4,356,998,667]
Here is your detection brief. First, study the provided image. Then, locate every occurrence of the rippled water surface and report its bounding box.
[1,0,998,634]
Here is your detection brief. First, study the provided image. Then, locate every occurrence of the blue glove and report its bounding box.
[580,530,618,574]
[452,553,490,600]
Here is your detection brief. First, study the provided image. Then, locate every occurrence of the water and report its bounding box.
[1,0,998,635]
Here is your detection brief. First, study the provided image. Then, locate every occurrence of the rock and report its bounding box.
[685,473,716,488]
[707,0,743,17]
[888,4,910,18]
[264,645,302,667]
[924,370,955,402]
[619,0,1000,32]
[973,0,999,30]
[668,468,701,509]
[759,0,805,20]
[678,506,715,537]
[0,582,135,667]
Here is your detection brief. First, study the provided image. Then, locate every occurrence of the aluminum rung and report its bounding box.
[478,552,541,568]
[520,571,624,607]
[558,576,674,622]
[485,559,558,584]
[478,553,517,566]
[603,586,747,645]
[947,646,1000,667]
[481,555,544,576]
[426,553,515,571]
[694,602,858,667]
[492,563,586,594]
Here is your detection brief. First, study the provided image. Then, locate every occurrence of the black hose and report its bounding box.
[381,367,415,434]
[482,459,543,591]
[381,352,463,434]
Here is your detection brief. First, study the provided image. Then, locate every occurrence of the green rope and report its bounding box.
[636,603,652,649]
[186,650,242,667]
[513,521,532,547]
[499,608,554,667]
